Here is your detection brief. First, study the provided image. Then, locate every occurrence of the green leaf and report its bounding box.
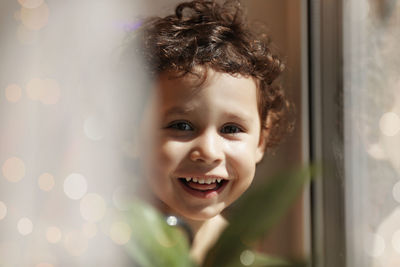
[203,166,316,267]
[124,200,196,267]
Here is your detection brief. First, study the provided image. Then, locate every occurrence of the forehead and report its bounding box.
[151,69,260,118]
[154,69,258,100]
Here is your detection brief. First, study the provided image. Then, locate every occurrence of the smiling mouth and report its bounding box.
[178,177,228,199]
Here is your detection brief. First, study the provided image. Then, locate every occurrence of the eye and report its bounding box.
[167,121,193,131]
[220,124,243,134]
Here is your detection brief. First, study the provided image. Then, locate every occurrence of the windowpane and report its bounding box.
[343,1,400,266]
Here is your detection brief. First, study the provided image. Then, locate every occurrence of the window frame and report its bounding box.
[307,0,347,266]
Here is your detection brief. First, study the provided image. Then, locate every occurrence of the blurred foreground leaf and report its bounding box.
[203,166,315,267]
[124,201,195,267]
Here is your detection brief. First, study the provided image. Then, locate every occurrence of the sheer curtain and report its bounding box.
[0,0,154,266]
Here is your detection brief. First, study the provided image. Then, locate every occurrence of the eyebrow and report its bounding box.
[224,112,254,123]
[163,107,254,123]
[163,106,196,117]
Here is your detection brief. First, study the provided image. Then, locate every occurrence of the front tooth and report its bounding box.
[193,177,198,183]
[199,178,205,184]
[185,177,191,182]
[205,179,212,184]
[217,178,222,183]
[211,178,216,183]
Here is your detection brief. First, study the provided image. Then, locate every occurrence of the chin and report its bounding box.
[177,205,224,221]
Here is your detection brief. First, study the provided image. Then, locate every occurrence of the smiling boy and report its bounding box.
[135,0,290,263]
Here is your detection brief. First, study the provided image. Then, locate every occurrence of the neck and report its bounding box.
[146,196,228,264]
[183,217,207,235]
[185,214,228,264]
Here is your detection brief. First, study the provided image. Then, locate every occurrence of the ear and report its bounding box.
[255,129,268,163]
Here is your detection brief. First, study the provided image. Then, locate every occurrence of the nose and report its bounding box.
[189,129,223,164]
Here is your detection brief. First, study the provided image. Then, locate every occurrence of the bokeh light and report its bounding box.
[0,201,7,220]
[17,217,33,236]
[80,193,106,222]
[364,232,385,258]
[392,181,400,204]
[240,250,255,266]
[379,112,400,137]
[38,173,55,191]
[64,230,88,257]
[26,78,60,104]
[5,84,22,103]
[46,226,62,244]
[2,157,26,183]
[18,0,45,9]
[109,221,131,245]
[83,116,104,141]
[82,222,98,239]
[392,230,400,254]
[20,3,49,31]
[166,215,178,226]
[367,143,386,160]
[63,173,87,200]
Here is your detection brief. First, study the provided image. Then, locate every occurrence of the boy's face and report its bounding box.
[141,69,265,221]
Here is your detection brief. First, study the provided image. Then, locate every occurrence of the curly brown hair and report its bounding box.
[135,0,292,148]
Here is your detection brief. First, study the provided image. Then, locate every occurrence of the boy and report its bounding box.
[135,0,290,263]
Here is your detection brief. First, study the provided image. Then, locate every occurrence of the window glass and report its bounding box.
[343,1,400,266]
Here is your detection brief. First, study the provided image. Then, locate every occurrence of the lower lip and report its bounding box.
[178,179,228,199]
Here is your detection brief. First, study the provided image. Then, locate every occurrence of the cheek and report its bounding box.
[224,141,258,188]
[156,140,189,173]
[225,140,258,168]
